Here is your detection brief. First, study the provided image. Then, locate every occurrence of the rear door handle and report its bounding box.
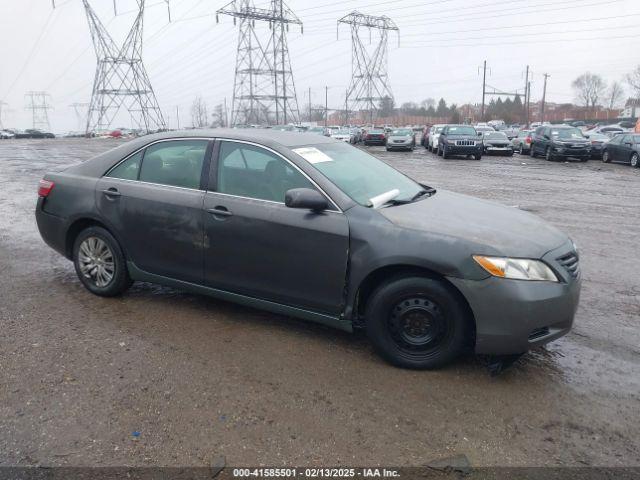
[207,206,233,218]
[101,188,121,198]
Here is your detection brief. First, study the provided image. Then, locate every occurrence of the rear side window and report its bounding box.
[107,151,143,180]
[217,141,315,203]
[139,140,208,189]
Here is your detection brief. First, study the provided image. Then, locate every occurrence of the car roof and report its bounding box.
[65,128,337,178]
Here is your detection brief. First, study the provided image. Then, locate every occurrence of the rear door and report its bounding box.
[96,138,212,284]
[619,135,634,163]
[203,140,349,315]
[606,134,622,162]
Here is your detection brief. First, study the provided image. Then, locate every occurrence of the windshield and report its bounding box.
[552,128,584,139]
[391,129,412,136]
[448,126,477,135]
[369,129,384,134]
[484,132,508,140]
[292,143,423,206]
[334,129,350,135]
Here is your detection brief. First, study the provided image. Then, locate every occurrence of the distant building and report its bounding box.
[620,98,640,118]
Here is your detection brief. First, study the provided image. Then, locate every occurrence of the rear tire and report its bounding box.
[73,226,132,297]
[365,276,469,369]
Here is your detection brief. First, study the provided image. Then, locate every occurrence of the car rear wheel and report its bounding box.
[631,153,639,168]
[365,276,469,369]
[602,150,610,163]
[73,226,132,297]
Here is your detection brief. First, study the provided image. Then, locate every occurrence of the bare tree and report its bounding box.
[626,65,640,97]
[190,96,208,128]
[572,73,607,110]
[421,98,435,109]
[607,81,625,109]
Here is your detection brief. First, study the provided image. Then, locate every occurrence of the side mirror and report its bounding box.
[544,134,550,140]
[285,188,328,212]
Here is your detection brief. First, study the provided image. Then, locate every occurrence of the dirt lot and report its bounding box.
[0,137,639,468]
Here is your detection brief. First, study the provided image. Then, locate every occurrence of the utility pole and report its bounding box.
[344,89,349,125]
[523,65,529,124]
[541,73,550,124]
[224,97,228,127]
[217,0,302,126]
[325,86,328,127]
[526,81,531,126]
[338,12,398,124]
[481,60,487,121]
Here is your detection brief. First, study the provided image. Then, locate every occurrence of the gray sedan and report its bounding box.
[36,129,581,369]
[386,128,416,151]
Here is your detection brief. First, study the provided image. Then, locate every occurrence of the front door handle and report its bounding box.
[101,188,121,198]
[207,206,233,218]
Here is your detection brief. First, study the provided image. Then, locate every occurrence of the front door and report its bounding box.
[203,140,349,315]
[96,139,211,284]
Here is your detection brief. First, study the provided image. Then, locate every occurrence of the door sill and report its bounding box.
[126,261,352,332]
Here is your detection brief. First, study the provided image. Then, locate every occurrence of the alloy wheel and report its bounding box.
[631,153,639,168]
[77,236,115,287]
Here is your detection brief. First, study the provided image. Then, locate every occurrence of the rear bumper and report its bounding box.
[448,241,581,355]
[364,138,386,145]
[35,198,68,258]
[387,143,413,149]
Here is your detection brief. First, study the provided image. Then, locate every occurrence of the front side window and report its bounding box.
[292,142,422,206]
[107,150,143,180]
[217,141,315,203]
[139,140,208,189]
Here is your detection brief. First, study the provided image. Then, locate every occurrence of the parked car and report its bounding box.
[475,125,495,135]
[585,132,610,159]
[0,129,15,139]
[420,125,431,147]
[601,133,640,167]
[585,126,625,138]
[350,127,363,143]
[363,128,387,146]
[482,131,514,156]
[307,126,328,136]
[426,124,445,151]
[330,129,354,143]
[386,128,416,151]
[530,125,590,162]
[35,129,581,369]
[511,129,533,154]
[14,129,55,139]
[437,125,483,160]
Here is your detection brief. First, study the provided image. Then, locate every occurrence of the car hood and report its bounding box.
[378,190,567,258]
[389,135,412,140]
[484,138,510,145]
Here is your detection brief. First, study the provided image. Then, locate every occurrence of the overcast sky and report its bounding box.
[0,0,638,132]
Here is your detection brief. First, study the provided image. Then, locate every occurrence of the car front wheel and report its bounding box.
[365,276,469,369]
[73,226,132,297]
[631,153,639,168]
[602,150,610,163]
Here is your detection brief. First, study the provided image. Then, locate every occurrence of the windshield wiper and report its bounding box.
[411,187,436,202]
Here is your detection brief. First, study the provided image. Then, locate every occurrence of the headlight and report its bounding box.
[447,140,456,144]
[473,255,559,282]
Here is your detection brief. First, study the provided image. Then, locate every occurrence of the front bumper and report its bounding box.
[387,141,413,149]
[551,145,591,159]
[444,144,482,155]
[484,145,514,154]
[448,241,581,355]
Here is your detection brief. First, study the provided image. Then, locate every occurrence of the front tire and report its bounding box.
[73,226,132,297]
[365,276,469,369]
[631,153,639,168]
[602,150,610,163]
[441,146,448,159]
[530,144,537,158]
[545,146,555,162]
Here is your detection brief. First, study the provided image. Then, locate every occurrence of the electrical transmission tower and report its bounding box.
[0,100,8,130]
[82,0,166,134]
[217,0,302,126]
[338,11,399,124]
[25,92,53,130]
[70,102,90,132]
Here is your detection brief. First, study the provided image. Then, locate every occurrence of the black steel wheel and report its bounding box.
[365,276,469,369]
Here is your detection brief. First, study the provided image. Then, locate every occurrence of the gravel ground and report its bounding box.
[0,137,639,468]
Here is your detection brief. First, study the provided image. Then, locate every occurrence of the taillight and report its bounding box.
[525,136,531,143]
[38,179,55,197]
